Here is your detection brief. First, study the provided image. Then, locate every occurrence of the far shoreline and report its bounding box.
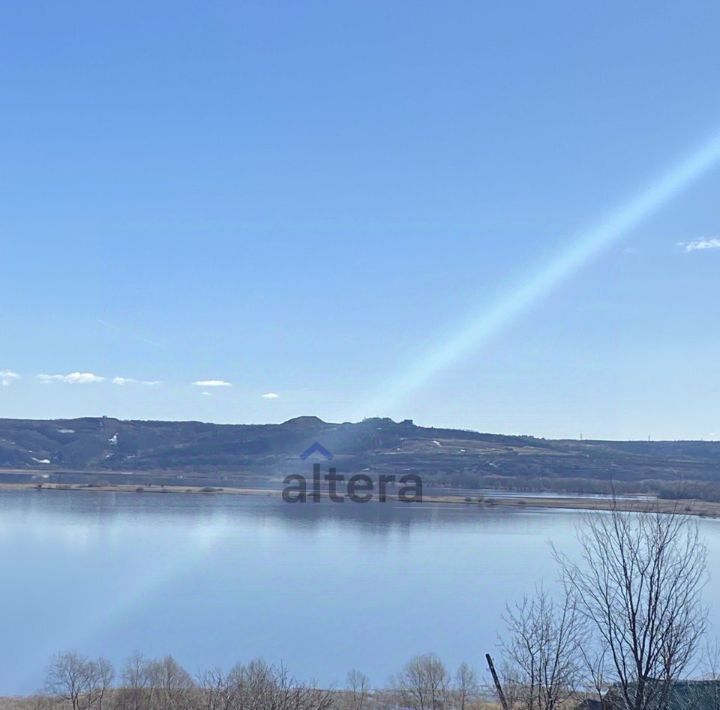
[1,481,718,519]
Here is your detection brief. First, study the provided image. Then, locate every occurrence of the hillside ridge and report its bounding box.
[1,416,719,499]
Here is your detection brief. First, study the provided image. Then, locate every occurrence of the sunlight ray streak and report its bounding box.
[360,130,720,416]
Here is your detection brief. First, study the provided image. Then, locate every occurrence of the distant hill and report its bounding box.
[1,416,720,499]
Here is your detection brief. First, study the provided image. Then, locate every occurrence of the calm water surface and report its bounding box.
[1,490,719,694]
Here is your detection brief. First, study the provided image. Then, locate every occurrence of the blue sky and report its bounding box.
[1,1,719,439]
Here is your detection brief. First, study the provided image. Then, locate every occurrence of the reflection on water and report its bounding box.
[0,490,718,694]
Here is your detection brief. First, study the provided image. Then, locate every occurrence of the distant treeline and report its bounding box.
[435,473,720,502]
[14,650,488,710]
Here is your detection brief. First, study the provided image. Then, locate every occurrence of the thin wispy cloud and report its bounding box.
[261,392,279,399]
[37,372,106,384]
[112,377,162,386]
[0,370,20,387]
[678,237,720,252]
[192,379,232,388]
[112,377,134,386]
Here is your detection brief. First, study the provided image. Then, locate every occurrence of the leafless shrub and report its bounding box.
[499,587,582,709]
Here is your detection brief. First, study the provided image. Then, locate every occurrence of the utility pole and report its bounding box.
[485,653,509,710]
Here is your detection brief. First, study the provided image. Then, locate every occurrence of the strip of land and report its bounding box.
[1,482,717,518]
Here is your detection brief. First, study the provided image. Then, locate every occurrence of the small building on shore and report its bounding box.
[575,680,720,709]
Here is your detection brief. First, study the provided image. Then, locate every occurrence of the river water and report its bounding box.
[1,490,718,694]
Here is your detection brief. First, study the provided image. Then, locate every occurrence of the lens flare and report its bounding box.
[361,130,720,416]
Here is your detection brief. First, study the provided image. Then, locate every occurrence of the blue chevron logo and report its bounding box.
[300,441,334,460]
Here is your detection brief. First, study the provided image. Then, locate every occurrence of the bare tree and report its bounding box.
[45,652,88,710]
[700,638,720,682]
[45,653,82,710]
[578,644,610,707]
[558,508,708,710]
[115,653,151,710]
[196,668,239,710]
[344,669,371,710]
[44,652,115,710]
[500,587,582,709]
[453,662,479,710]
[396,653,450,710]
[87,658,114,710]
[145,656,195,710]
[224,658,332,710]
